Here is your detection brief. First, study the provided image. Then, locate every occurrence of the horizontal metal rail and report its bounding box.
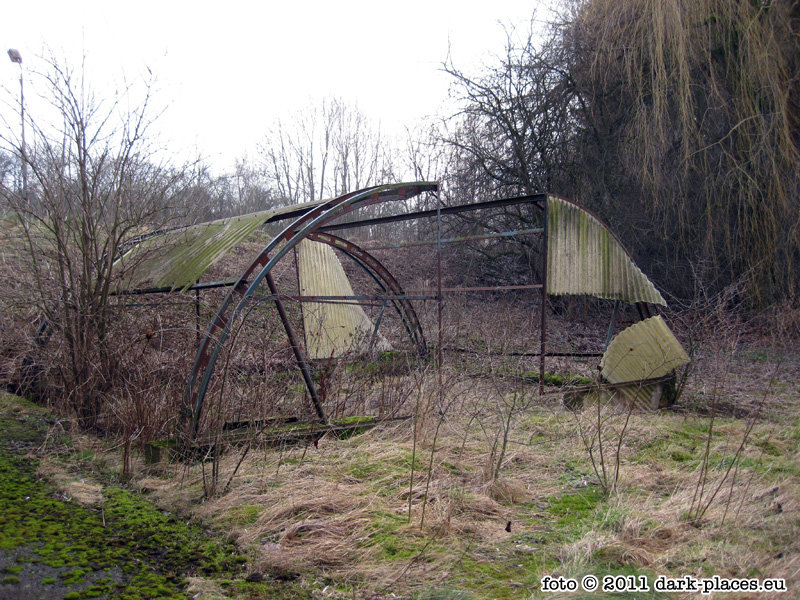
[419,284,542,294]
[319,193,547,233]
[111,279,242,296]
[362,227,543,250]
[254,284,544,303]
[118,282,544,299]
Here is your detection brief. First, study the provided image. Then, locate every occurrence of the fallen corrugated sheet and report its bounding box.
[546,196,667,305]
[600,315,690,384]
[297,239,391,359]
[571,316,689,412]
[114,199,327,292]
[575,384,665,412]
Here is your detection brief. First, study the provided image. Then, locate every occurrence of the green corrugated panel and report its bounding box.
[115,211,272,291]
[546,196,667,305]
[600,315,690,384]
[297,239,391,360]
[114,199,331,292]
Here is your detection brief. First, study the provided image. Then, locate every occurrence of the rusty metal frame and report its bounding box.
[183,183,437,437]
[539,199,549,395]
[318,192,547,233]
[24,180,680,446]
[306,232,427,356]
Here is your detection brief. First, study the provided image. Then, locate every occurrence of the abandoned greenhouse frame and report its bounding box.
[110,182,689,443]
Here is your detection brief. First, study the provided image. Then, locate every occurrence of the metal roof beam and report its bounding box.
[318,193,547,233]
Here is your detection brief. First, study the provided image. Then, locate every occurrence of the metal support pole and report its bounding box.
[638,302,653,320]
[7,51,28,204]
[539,198,549,395]
[634,302,655,323]
[264,271,328,425]
[195,287,201,346]
[436,191,444,408]
[19,67,27,203]
[367,298,388,355]
[604,300,620,350]
[293,245,308,350]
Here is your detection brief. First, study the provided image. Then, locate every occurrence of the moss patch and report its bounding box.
[0,392,311,600]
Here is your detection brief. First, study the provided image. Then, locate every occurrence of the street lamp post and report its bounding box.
[7,48,27,204]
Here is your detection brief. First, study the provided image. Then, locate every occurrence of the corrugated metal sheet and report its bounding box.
[575,316,688,411]
[575,384,664,412]
[600,315,690,384]
[546,196,667,305]
[114,199,328,292]
[297,239,391,360]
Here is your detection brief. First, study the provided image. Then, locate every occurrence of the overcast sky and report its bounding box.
[1,0,552,172]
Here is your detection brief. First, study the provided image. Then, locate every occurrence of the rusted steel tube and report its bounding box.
[319,193,547,232]
[539,197,549,395]
[264,272,328,424]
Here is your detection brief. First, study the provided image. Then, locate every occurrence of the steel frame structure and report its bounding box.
[182,183,437,437]
[105,182,672,442]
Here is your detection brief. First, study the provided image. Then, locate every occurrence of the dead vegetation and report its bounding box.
[37,303,792,600]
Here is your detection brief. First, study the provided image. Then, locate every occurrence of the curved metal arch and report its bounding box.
[183,183,438,437]
[306,232,427,357]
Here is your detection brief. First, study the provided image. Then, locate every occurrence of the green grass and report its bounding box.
[411,587,476,600]
[224,504,262,527]
[362,512,433,560]
[632,418,800,478]
[547,488,606,531]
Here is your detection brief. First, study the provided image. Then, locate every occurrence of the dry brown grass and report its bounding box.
[29,298,795,600]
[37,458,104,506]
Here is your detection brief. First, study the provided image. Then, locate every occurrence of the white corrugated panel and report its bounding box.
[600,315,690,384]
[577,383,664,412]
[298,239,391,359]
[546,196,667,305]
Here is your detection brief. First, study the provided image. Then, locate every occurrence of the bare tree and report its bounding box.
[259,98,396,204]
[231,156,275,215]
[0,150,16,195]
[443,25,577,200]
[0,56,187,427]
[437,26,580,286]
[562,0,800,303]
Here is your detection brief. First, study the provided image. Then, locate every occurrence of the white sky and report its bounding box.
[1,0,552,172]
